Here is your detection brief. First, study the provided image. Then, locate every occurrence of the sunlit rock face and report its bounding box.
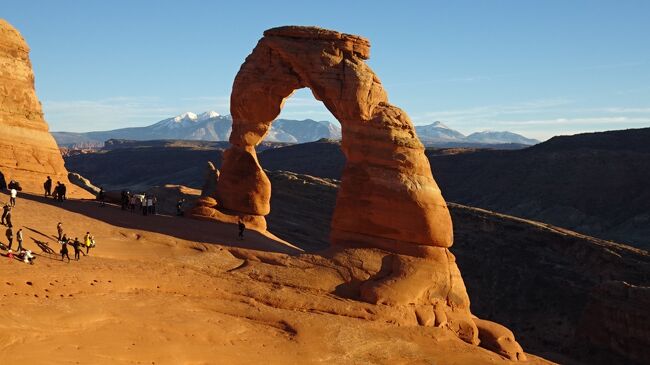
[0,19,83,195]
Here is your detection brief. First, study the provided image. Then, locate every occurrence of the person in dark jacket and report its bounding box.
[60,238,70,262]
[5,226,13,250]
[44,176,52,197]
[1,204,10,226]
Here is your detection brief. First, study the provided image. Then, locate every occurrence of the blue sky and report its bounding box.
[2,0,649,140]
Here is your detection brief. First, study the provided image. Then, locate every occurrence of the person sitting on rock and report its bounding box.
[21,249,35,264]
[44,176,52,197]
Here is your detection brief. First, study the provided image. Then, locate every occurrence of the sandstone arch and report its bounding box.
[190,26,529,357]
[196,26,453,255]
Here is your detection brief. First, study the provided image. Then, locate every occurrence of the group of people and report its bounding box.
[57,222,95,262]
[44,176,67,201]
[1,181,35,264]
[120,190,159,216]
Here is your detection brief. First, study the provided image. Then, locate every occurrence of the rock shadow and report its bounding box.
[17,192,302,256]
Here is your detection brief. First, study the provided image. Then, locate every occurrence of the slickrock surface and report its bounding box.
[0,191,552,364]
[0,20,88,197]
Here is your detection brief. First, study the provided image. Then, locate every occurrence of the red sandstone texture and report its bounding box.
[192,26,528,359]
[0,19,87,197]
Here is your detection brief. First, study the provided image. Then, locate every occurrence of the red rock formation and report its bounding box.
[193,26,528,359]
[0,19,86,196]
[197,26,452,251]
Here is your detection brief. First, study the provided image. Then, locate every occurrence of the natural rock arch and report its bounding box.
[196,26,453,256]
[191,26,528,359]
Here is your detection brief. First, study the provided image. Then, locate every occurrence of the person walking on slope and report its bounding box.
[57,222,64,241]
[44,176,52,197]
[9,187,17,207]
[5,226,13,250]
[16,228,23,252]
[60,239,70,262]
[1,204,10,226]
[238,218,245,240]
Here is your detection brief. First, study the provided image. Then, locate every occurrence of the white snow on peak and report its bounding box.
[430,121,451,129]
[173,112,198,122]
[197,111,221,121]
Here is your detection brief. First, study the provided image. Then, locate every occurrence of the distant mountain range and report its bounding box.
[52,112,342,147]
[414,121,540,146]
[53,112,539,148]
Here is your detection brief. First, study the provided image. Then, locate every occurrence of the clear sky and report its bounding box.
[2,0,649,140]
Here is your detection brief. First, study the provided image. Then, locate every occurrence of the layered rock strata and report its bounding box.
[0,20,83,195]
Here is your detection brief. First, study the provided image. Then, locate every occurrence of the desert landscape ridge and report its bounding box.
[1,16,649,365]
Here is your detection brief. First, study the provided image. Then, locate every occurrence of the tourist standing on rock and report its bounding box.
[72,237,84,260]
[120,190,128,210]
[60,239,70,262]
[129,194,136,213]
[16,228,23,252]
[44,176,52,197]
[97,187,106,207]
[152,195,158,215]
[1,203,10,225]
[142,195,149,216]
[60,183,67,201]
[5,226,13,250]
[57,222,64,241]
[84,232,93,255]
[9,187,17,207]
[238,218,245,240]
[54,182,61,201]
[146,195,154,215]
[176,199,185,216]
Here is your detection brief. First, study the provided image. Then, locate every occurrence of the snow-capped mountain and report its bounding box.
[415,121,467,142]
[414,121,539,146]
[52,112,341,147]
[466,131,540,145]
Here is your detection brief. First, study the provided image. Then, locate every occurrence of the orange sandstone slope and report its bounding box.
[0,19,89,197]
[0,191,553,365]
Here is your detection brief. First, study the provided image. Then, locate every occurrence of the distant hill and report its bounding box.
[63,127,650,250]
[414,121,540,146]
[255,128,650,250]
[52,112,342,147]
